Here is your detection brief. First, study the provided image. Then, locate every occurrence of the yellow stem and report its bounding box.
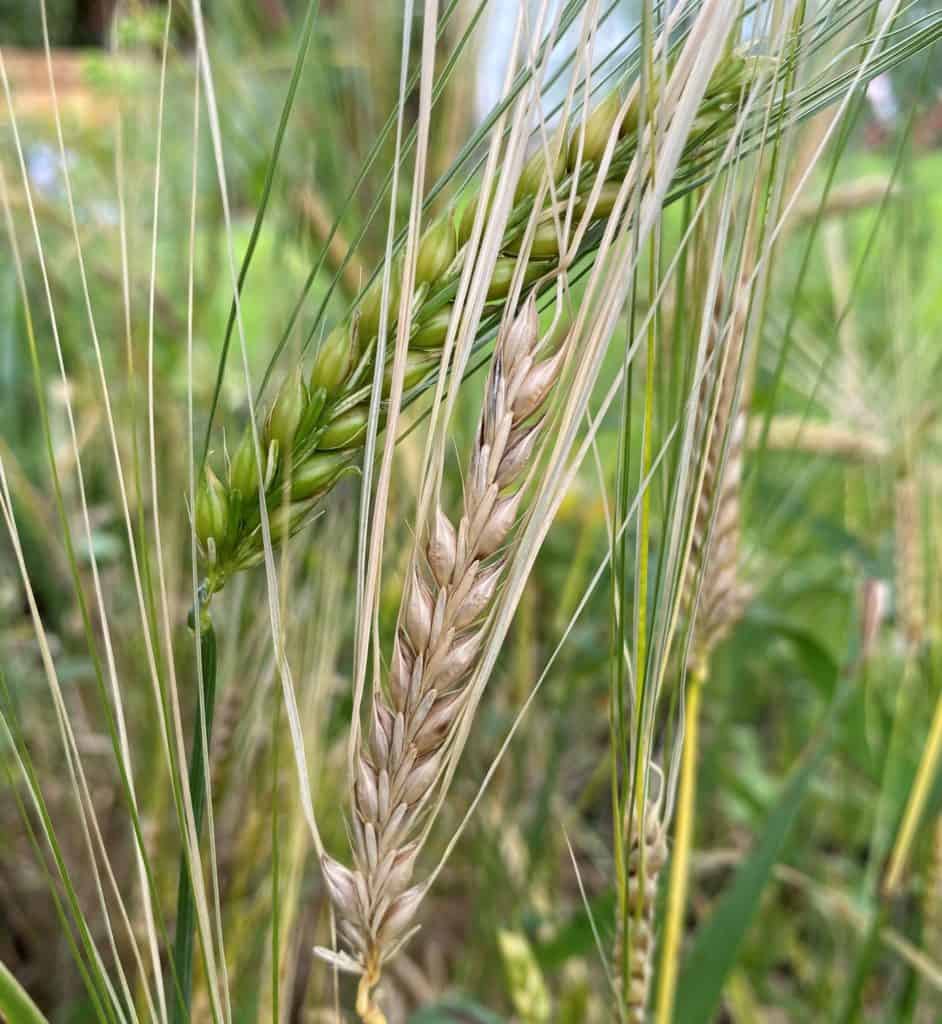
[356,955,387,1024]
[884,685,942,896]
[655,661,706,1024]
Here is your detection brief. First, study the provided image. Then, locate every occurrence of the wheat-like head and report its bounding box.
[685,281,752,669]
[313,294,563,1019]
[194,61,757,597]
[613,778,669,1023]
[894,473,925,652]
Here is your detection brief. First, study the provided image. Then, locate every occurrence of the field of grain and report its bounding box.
[2,3,942,1022]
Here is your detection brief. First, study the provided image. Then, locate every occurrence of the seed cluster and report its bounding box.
[614,800,668,1022]
[195,59,754,594]
[685,284,751,668]
[315,296,563,1012]
[894,473,925,651]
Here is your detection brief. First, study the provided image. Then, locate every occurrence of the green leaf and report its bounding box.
[673,679,854,1024]
[0,959,50,1024]
[747,608,841,700]
[534,889,614,970]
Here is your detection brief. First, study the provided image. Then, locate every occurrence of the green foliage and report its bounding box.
[0,0,72,46]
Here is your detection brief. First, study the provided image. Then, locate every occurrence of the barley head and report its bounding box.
[314,295,565,1019]
[200,59,758,596]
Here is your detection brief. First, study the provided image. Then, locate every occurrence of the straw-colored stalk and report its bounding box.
[314,296,564,1022]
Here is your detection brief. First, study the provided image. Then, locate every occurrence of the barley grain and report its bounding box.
[686,285,751,667]
[615,796,668,1023]
[894,473,924,651]
[315,295,563,1020]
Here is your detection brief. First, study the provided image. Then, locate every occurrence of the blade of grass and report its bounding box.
[200,0,322,469]
[674,662,851,1024]
[0,958,51,1024]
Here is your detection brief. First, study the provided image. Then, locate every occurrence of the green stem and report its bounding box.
[0,958,50,1024]
[169,617,218,1024]
[836,904,886,1024]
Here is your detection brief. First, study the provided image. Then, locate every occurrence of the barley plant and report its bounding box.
[2,2,942,1023]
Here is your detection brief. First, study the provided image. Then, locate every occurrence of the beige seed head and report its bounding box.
[317,294,566,1003]
[685,282,752,668]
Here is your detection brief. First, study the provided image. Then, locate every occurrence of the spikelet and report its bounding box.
[894,473,925,652]
[614,794,669,1022]
[685,283,751,668]
[498,929,552,1023]
[315,296,564,1020]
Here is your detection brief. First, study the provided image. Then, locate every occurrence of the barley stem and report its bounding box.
[884,682,942,896]
[169,615,218,1024]
[623,250,658,1005]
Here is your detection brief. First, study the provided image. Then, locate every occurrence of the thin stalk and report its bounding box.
[271,694,281,1024]
[654,660,706,1024]
[169,619,219,1024]
[884,654,942,896]
[632,248,657,812]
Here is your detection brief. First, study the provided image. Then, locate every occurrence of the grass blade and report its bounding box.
[201,0,322,468]
[0,958,50,1024]
[674,666,850,1024]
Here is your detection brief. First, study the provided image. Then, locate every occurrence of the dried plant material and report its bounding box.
[859,577,890,664]
[895,474,925,651]
[750,416,891,462]
[787,175,901,228]
[315,295,564,1019]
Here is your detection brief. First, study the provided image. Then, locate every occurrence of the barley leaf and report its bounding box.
[673,670,851,1024]
[0,959,49,1024]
